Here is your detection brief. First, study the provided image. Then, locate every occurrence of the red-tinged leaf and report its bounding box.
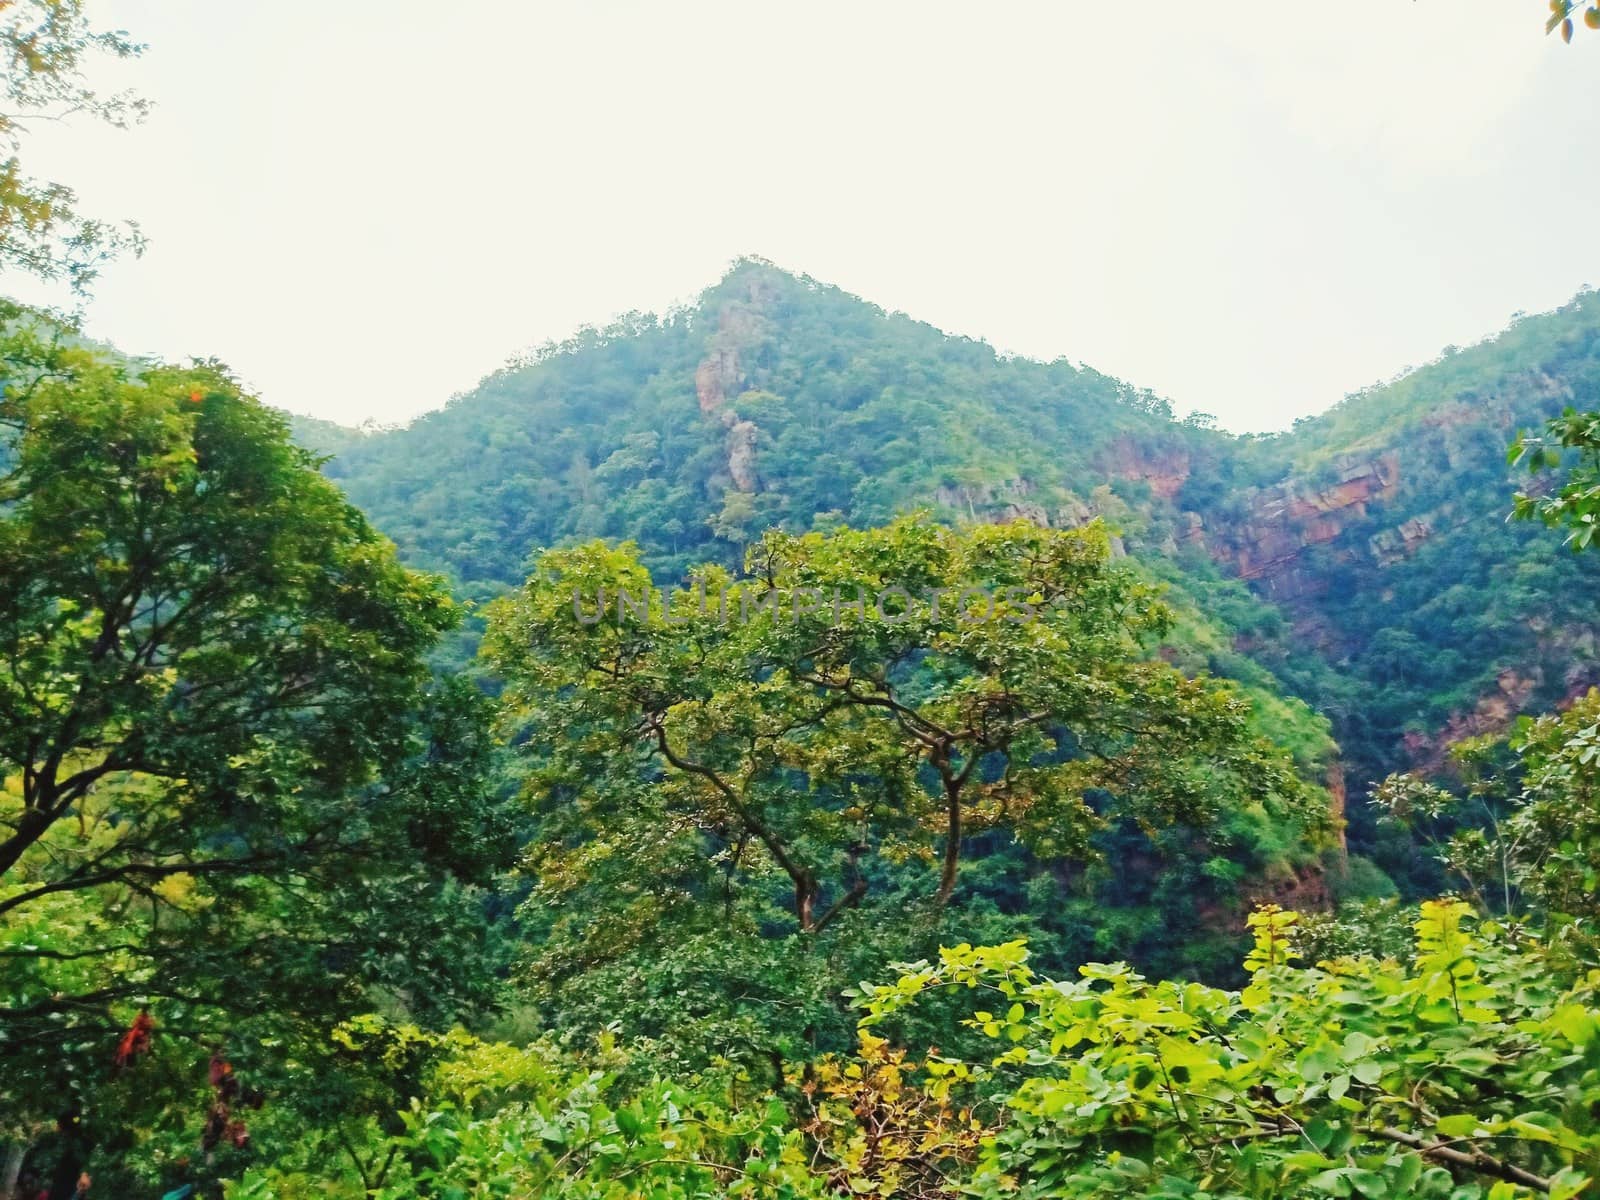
[113,1009,154,1068]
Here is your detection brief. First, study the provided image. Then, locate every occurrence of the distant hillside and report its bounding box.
[286,411,374,459]
[309,261,1600,888]
[1178,294,1600,875]
[322,261,1203,587]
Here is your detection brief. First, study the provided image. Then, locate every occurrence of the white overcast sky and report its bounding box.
[11,1,1600,432]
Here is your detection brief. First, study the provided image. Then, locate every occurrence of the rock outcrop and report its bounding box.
[1102,438,1190,500]
[1370,514,1436,565]
[1246,862,1334,915]
[1206,452,1401,602]
[1404,650,1600,774]
[724,414,760,493]
[697,286,781,487]
[695,287,772,413]
[933,477,1055,526]
[1326,759,1348,854]
[696,348,741,413]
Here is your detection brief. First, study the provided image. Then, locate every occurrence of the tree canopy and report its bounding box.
[0,319,517,1192]
[483,516,1318,1076]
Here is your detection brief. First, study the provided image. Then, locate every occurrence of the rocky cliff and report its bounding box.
[1204,452,1400,602]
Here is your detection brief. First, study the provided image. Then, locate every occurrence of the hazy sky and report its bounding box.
[14,1,1600,432]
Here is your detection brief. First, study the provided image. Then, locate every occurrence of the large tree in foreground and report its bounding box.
[0,319,516,1190]
[0,323,456,880]
[484,516,1316,1072]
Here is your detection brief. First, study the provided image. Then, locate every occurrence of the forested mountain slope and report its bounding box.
[312,260,1600,882]
[322,260,1201,586]
[1178,293,1600,875]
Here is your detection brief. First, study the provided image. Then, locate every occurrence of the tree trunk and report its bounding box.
[4,1141,28,1198]
[0,804,54,879]
[46,1112,86,1200]
[934,772,962,906]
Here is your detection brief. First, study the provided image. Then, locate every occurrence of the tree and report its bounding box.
[0,326,454,880]
[0,321,516,1188]
[858,902,1600,1200]
[228,1019,826,1200]
[1374,689,1600,961]
[0,0,147,292]
[483,515,1315,1071]
[1512,408,1600,552]
[211,901,1600,1199]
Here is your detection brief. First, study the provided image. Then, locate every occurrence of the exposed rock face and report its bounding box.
[724,415,760,493]
[1326,760,1348,854]
[1207,452,1400,601]
[1403,668,1538,772]
[1103,438,1190,500]
[1403,653,1600,774]
[1245,862,1333,916]
[695,293,771,413]
[1370,514,1436,566]
[933,478,1052,526]
[1194,861,1335,941]
[696,348,741,413]
[697,288,781,485]
[1284,454,1401,520]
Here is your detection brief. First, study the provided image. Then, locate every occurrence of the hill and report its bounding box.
[314,260,1600,890]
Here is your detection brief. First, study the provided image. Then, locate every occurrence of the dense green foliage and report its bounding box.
[218,900,1600,1200]
[1232,294,1600,861]
[852,901,1600,1199]
[0,318,517,1197]
[1513,407,1600,551]
[1376,689,1600,959]
[482,517,1320,1079]
[323,263,1192,587]
[133,652,1600,1199]
[3,4,1599,1189]
[2,222,1598,1198]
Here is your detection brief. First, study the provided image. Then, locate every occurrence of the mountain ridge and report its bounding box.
[290,257,1596,445]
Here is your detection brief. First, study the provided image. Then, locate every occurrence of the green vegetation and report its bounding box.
[319,264,1600,889]
[482,517,1320,1080]
[848,901,1600,1199]
[6,259,1598,1195]
[323,263,1192,589]
[1376,689,1600,959]
[1513,407,1600,551]
[0,16,1597,1175]
[215,900,1600,1200]
[1,3,1599,1193]
[0,316,518,1197]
